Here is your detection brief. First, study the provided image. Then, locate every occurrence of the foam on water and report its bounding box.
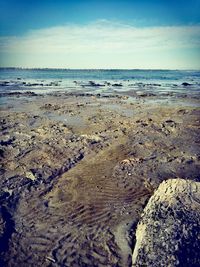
[0,68,200,100]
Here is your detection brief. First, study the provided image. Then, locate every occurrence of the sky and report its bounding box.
[0,0,200,69]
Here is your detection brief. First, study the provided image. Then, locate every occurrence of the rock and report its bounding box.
[25,171,36,181]
[150,83,161,87]
[88,81,105,87]
[81,134,102,144]
[132,178,200,267]
[136,92,156,97]
[182,82,192,86]
[0,91,38,97]
[104,81,111,86]
[40,103,61,110]
[119,95,129,100]
[46,256,56,263]
[177,109,188,115]
[112,83,123,87]
[0,81,10,86]
[164,119,177,127]
[0,138,14,146]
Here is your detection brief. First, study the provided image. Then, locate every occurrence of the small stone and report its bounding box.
[26,171,36,181]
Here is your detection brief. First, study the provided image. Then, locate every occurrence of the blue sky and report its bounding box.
[0,0,200,68]
[1,0,200,35]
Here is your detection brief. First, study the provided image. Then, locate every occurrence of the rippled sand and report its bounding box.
[0,92,200,266]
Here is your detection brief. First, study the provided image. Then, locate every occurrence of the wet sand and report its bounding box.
[0,91,200,266]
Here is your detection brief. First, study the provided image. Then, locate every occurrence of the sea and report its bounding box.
[0,68,200,99]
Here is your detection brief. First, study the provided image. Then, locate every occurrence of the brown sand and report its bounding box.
[0,93,199,266]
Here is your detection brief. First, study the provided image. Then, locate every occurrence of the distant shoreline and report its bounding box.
[0,67,199,71]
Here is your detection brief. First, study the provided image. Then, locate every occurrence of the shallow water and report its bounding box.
[0,69,200,96]
[102,103,135,117]
[46,112,86,128]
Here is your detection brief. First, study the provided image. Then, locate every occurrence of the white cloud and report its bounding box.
[0,20,200,68]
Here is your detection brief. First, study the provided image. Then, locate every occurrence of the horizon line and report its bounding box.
[0,67,200,71]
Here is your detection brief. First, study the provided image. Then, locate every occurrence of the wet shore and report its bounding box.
[0,86,200,266]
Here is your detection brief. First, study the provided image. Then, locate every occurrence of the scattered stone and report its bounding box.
[46,256,56,263]
[25,171,36,181]
[182,82,192,86]
[136,92,156,97]
[88,81,105,87]
[0,91,38,97]
[40,103,61,110]
[112,83,123,87]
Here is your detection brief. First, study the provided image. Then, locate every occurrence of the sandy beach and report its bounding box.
[0,84,200,266]
[1,0,200,264]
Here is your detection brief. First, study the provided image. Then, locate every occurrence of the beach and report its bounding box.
[0,69,200,266]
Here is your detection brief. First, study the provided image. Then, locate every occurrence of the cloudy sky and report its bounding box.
[0,0,200,69]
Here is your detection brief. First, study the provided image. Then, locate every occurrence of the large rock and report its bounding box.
[132,178,200,266]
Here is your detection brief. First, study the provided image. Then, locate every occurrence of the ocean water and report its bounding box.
[0,68,200,97]
[1,68,200,82]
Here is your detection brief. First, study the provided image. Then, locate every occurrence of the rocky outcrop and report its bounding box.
[132,178,200,267]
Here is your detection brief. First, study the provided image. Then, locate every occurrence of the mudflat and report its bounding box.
[0,91,200,266]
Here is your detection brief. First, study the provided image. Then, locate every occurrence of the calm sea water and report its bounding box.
[0,68,200,82]
[0,68,200,97]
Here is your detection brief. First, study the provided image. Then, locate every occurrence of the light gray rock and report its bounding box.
[132,178,200,267]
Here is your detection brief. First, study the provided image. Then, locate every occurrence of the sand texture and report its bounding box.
[0,91,200,266]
